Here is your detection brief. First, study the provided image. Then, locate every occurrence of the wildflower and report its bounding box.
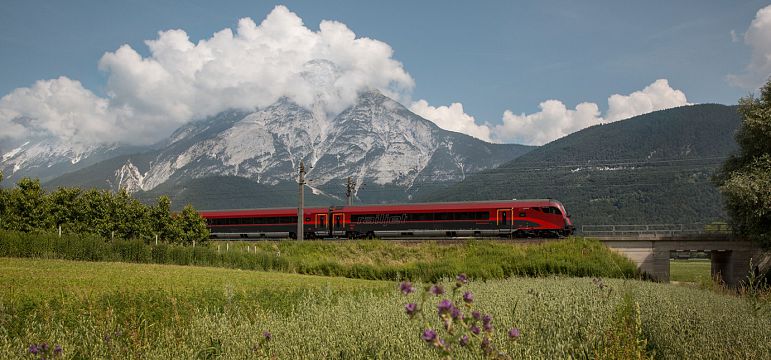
[470,325,481,335]
[399,281,415,295]
[483,321,493,332]
[508,327,521,339]
[437,299,453,315]
[41,343,49,352]
[482,314,492,325]
[450,306,462,320]
[481,336,492,354]
[263,331,272,342]
[463,291,474,304]
[54,344,62,355]
[103,334,111,343]
[456,273,468,286]
[405,303,418,317]
[422,328,437,342]
[459,335,470,347]
[438,338,447,349]
[472,310,481,320]
[28,344,38,355]
[430,284,445,296]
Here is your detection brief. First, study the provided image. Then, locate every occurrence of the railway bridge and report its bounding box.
[582,224,768,288]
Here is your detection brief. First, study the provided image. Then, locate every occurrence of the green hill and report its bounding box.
[418,104,742,228]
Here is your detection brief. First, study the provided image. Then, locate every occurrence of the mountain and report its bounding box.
[0,138,143,186]
[40,91,533,208]
[418,104,742,227]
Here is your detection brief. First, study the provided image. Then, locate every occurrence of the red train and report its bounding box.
[200,199,574,239]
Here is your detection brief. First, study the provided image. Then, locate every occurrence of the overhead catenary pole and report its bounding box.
[346,176,355,206]
[297,161,306,241]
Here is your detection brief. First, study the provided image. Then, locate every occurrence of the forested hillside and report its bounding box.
[419,104,742,227]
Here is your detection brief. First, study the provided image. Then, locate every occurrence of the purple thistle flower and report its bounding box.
[437,299,453,315]
[54,344,62,354]
[508,327,521,339]
[463,291,474,304]
[263,331,272,341]
[483,321,493,332]
[430,284,445,296]
[472,310,481,320]
[421,328,437,342]
[482,314,492,325]
[41,343,49,352]
[456,273,468,285]
[481,336,492,354]
[459,335,470,347]
[470,325,481,335]
[438,338,447,349]
[405,303,418,317]
[450,306,462,319]
[399,281,414,295]
[28,344,38,355]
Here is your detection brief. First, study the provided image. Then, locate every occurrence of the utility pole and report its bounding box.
[297,161,305,241]
[345,176,356,206]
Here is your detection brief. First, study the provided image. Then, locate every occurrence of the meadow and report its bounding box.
[669,259,711,283]
[1,258,769,359]
[0,230,638,281]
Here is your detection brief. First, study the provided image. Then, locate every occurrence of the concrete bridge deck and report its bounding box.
[592,233,765,287]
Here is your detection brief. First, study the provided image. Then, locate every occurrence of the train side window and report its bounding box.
[519,212,526,217]
[436,212,453,221]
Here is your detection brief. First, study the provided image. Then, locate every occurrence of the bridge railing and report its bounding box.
[580,223,733,239]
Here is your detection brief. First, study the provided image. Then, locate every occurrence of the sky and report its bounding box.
[0,0,769,148]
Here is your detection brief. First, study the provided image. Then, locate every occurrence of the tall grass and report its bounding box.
[1,258,768,359]
[0,230,637,281]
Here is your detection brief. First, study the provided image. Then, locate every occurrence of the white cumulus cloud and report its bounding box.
[605,79,688,122]
[416,79,688,146]
[409,100,493,142]
[0,5,414,146]
[496,101,602,146]
[727,4,771,90]
[494,79,688,145]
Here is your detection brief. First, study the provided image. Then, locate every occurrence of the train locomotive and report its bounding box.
[200,199,574,239]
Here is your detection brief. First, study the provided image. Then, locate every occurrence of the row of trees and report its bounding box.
[0,174,209,245]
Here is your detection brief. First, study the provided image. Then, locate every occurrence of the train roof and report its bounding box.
[199,199,564,217]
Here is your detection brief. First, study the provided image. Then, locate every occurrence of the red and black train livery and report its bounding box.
[200,199,574,239]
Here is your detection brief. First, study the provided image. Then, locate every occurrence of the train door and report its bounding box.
[497,208,513,234]
[316,213,329,237]
[332,212,345,237]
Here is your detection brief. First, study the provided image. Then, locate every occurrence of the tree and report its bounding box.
[0,171,7,228]
[7,178,50,232]
[48,187,84,235]
[149,195,177,243]
[716,78,771,248]
[174,204,210,245]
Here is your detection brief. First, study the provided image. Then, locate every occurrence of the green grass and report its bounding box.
[669,259,712,283]
[1,258,768,359]
[0,230,639,281]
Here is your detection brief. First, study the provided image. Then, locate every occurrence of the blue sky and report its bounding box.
[1,1,769,146]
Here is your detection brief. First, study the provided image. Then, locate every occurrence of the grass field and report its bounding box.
[669,258,712,283]
[0,231,639,281]
[1,258,768,359]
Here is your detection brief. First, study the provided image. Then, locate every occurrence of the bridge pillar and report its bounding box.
[711,250,733,286]
[712,249,764,288]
